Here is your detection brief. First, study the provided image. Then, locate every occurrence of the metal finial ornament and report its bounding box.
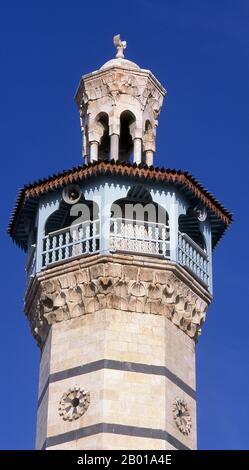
[113,34,127,58]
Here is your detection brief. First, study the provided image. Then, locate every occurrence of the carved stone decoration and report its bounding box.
[25,261,209,346]
[140,83,164,116]
[102,72,139,102]
[172,398,192,436]
[58,386,90,422]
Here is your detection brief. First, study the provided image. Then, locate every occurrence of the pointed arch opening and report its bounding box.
[96,112,110,161]
[45,199,99,236]
[110,184,170,257]
[42,197,100,267]
[119,110,136,162]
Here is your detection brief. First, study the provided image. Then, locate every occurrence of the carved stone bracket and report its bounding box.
[25,262,208,346]
[81,70,164,122]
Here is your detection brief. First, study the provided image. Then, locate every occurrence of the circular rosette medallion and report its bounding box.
[58,386,90,421]
[172,398,192,435]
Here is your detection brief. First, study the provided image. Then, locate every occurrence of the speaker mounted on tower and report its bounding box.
[62,184,82,205]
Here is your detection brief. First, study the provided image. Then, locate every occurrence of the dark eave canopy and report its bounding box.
[8,160,232,251]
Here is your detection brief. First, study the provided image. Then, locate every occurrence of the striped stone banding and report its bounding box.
[42,422,191,450]
[38,358,196,409]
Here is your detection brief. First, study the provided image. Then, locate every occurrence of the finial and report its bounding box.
[113,34,127,59]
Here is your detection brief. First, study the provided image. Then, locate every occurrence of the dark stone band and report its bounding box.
[42,422,191,450]
[38,358,196,409]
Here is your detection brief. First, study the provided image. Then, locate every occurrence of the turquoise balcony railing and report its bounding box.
[26,219,210,291]
[110,218,170,258]
[41,219,100,268]
[178,231,209,287]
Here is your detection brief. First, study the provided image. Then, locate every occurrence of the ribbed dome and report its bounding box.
[100,57,140,71]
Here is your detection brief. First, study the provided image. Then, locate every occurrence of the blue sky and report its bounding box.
[0,0,248,449]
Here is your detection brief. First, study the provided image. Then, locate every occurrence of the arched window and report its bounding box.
[42,198,100,267]
[45,199,99,235]
[119,111,136,162]
[97,113,110,161]
[110,185,170,257]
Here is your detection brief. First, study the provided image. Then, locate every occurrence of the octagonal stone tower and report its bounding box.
[8,35,232,450]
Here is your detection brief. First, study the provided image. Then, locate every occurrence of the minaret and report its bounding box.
[8,35,232,450]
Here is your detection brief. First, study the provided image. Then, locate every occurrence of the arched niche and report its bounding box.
[144,119,152,133]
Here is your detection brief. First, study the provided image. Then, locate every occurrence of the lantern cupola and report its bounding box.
[75,34,166,166]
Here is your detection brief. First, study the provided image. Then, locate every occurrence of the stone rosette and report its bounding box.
[25,260,209,346]
[172,398,192,436]
[58,386,90,421]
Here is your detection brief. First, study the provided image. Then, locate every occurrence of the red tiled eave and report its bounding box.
[8,160,232,238]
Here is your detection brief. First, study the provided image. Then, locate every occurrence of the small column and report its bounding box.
[145,150,154,166]
[110,134,119,161]
[90,141,98,162]
[82,128,90,163]
[133,138,142,164]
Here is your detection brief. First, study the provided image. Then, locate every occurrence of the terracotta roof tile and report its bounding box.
[8,160,232,243]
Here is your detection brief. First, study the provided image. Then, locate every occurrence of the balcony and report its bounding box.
[178,232,209,287]
[41,219,100,268]
[27,218,210,290]
[110,218,170,258]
